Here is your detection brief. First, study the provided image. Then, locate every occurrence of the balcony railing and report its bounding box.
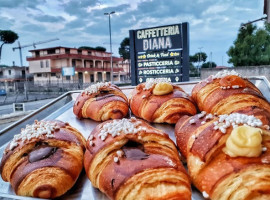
[0,74,33,79]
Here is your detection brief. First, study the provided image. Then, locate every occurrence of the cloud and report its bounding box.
[0,0,266,66]
[35,15,65,23]
[0,0,46,9]
[0,17,15,29]
[202,3,230,15]
[21,24,46,32]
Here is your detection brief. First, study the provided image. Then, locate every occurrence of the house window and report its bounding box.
[46,60,49,68]
[40,61,44,68]
[51,73,56,76]
[8,70,11,75]
[37,73,42,77]
[47,49,55,54]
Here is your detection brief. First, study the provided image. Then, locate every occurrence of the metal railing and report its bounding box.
[0,80,131,105]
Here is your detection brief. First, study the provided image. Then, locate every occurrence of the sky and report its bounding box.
[0,0,266,67]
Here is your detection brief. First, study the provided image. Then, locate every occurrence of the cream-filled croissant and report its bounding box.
[175,112,270,200]
[129,78,197,124]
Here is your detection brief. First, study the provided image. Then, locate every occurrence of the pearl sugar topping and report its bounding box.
[202,191,209,199]
[9,120,59,150]
[144,78,171,90]
[98,117,143,141]
[84,82,111,95]
[211,70,242,80]
[214,113,263,134]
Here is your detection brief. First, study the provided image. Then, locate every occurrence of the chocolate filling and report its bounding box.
[122,141,149,160]
[96,93,115,101]
[111,179,115,189]
[29,146,58,163]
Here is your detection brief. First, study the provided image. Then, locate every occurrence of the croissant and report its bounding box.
[175,112,270,200]
[192,70,270,123]
[84,117,191,200]
[0,120,86,199]
[73,82,129,121]
[129,78,197,124]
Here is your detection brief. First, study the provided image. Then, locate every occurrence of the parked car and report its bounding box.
[0,89,7,96]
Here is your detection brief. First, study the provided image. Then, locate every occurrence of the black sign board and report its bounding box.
[129,23,189,85]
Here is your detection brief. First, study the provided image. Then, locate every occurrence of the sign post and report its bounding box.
[13,103,25,112]
[129,23,189,85]
[61,67,75,76]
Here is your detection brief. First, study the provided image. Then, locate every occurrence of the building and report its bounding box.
[26,46,127,84]
[118,59,131,80]
[0,66,32,92]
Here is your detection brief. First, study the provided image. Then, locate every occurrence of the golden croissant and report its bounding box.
[129,78,197,124]
[0,120,86,198]
[192,70,270,123]
[73,82,129,121]
[84,117,191,200]
[175,112,270,200]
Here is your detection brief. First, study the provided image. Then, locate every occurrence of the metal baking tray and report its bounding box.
[0,76,269,200]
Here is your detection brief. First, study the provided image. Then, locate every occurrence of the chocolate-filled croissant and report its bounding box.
[192,70,270,124]
[129,78,197,124]
[73,82,129,121]
[175,112,270,200]
[0,120,86,199]
[84,118,191,200]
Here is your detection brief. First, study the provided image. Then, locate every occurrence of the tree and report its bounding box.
[189,63,198,77]
[189,52,214,76]
[118,37,130,60]
[0,30,19,62]
[95,46,106,52]
[201,61,217,68]
[190,52,207,63]
[227,23,270,66]
[78,46,95,50]
[78,46,106,52]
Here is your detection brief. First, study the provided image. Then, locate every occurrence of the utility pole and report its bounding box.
[12,38,59,100]
[198,47,203,76]
[104,11,115,83]
[209,52,212,68]
[222,56,224,66]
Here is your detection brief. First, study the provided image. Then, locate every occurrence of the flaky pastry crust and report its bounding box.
[0,120,86,199]
[73,83,129,121]
[129,82,197,124]
[175,113,270,200]
[84,118,191,200]
[192,73,270,124]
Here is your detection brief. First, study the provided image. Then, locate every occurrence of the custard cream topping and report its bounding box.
[223,125,262,157]
[153,82,173,95]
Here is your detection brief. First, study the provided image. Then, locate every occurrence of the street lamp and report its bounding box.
[104,11,115,83]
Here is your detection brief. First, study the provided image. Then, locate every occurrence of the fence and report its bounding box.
[0,80,131,105]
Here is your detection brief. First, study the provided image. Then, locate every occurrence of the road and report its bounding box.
[0,98,55,116]
[0,98,55,131]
